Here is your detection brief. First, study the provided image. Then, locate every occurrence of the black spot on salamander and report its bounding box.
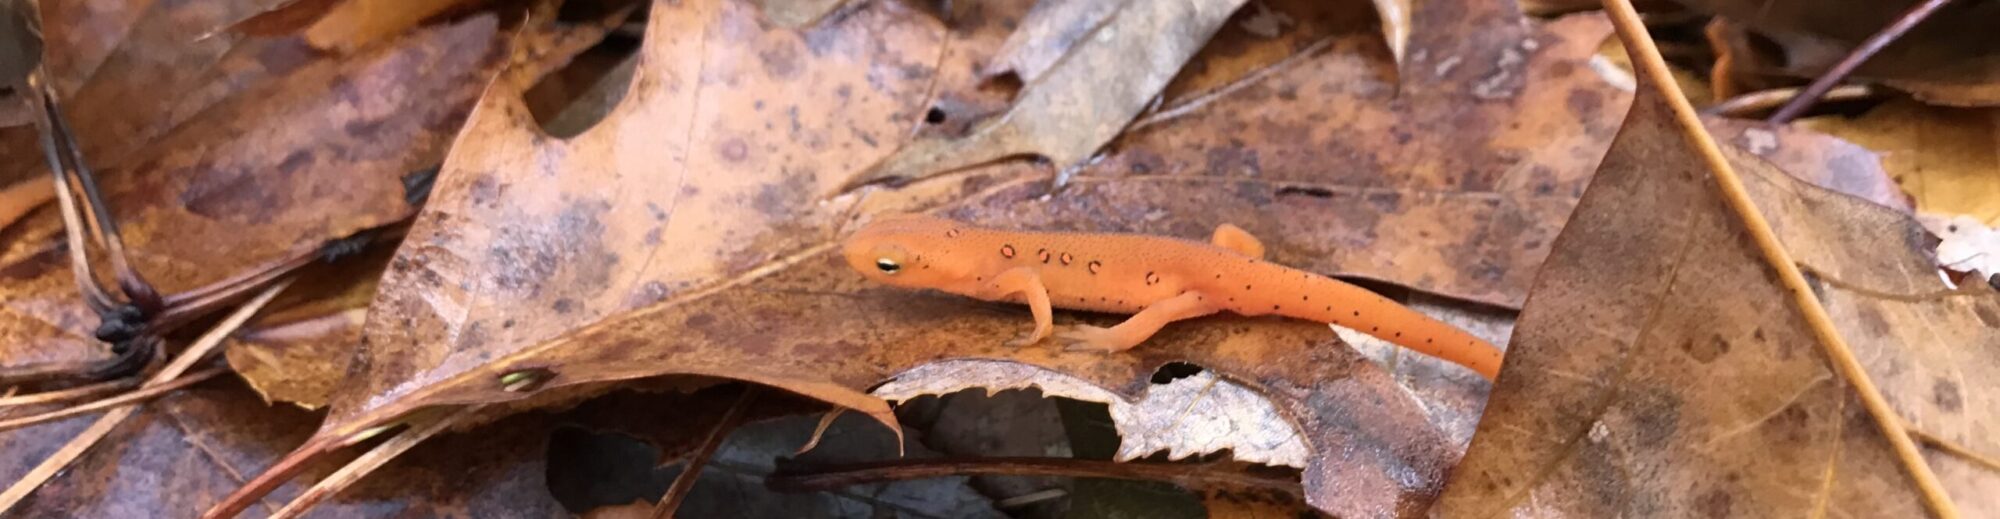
[1001,245,1016,258]
[1145,272,1160,285]
[1215,274,1222,279]
[1272,305,1280,311]
[1302,295,1309,301]
[1060,252,1073,265]
[1088,260,1101,274]
[1371,326,1379,332]
[1352,311,1360,317]
[1037,248,1051,263]
[1395,332,1402,337]
[1324,305,1331,311]
[1245,284,1252,290]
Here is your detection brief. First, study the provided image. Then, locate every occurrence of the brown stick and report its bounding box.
[0,366,228,432]
[652,386,761,519]
[0,376,137,409]
[1765,0,1954,124]
[266,408,477,519]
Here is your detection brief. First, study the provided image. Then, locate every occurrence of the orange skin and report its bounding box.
[842,214,1504,380]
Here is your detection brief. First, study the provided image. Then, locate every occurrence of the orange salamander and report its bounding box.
[841,214,1505,380]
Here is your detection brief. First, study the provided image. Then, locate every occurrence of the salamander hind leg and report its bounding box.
[1058,291,1219,352]
[986,267,1054,346]
[1211,223,1265,259]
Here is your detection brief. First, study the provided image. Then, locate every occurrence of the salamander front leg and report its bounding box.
[1211,223,1266,259]
[1058,291,1219,352]
[986,267,1054,346]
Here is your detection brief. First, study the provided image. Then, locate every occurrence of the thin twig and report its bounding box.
[652,386,761,519]
[0,366,228,432]
[1766,0,1954,124]
[0,279,291,514]
[1604,2,1960,517]
[1908,427,2000,473]
[1702,85,1875,118]
[267,407,476,519]
[0,375,138,409]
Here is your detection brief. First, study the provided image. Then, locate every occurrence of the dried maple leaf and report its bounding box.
[1440,3,1996,515]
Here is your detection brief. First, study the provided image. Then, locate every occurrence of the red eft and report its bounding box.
[841,214,1505,380]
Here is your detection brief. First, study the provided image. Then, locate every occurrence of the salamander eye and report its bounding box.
[875,258,901,274]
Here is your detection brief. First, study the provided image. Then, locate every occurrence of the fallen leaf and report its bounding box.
[751,0,850,28]
[5,0,323,187]
[320,0,946,437]
[979,0,1125,84]
[222,244,393,408]
[875,360,1310,468]
[1702,117,1910,211]
[299,0,481,52]
[1093,8,1632,308]
[1441,5,1996,515]
[1798,100,2000,224]
[840,0,1250,189]
[214,0,635,410]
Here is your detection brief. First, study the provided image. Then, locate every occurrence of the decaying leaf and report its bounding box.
[874,360,1309,468]
[979,0,1125,84]
[840,0,1250,189]
[319,0,944,438]
[299,0,482,52]
[6,0,326,187]
[1441,6,1996,516]
[1799,100,2000,223]
[752,0,850,28]
[1091,8,1632,308]
[223,244,392,408]
[215,0,636,409]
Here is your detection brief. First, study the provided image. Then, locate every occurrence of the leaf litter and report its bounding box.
[1441,2,1996,515]
[3,0,1992,516]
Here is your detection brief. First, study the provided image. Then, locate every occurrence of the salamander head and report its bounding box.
[842,214,972,289]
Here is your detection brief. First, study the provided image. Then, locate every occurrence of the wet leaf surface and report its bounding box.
[1440,13,1999,515]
